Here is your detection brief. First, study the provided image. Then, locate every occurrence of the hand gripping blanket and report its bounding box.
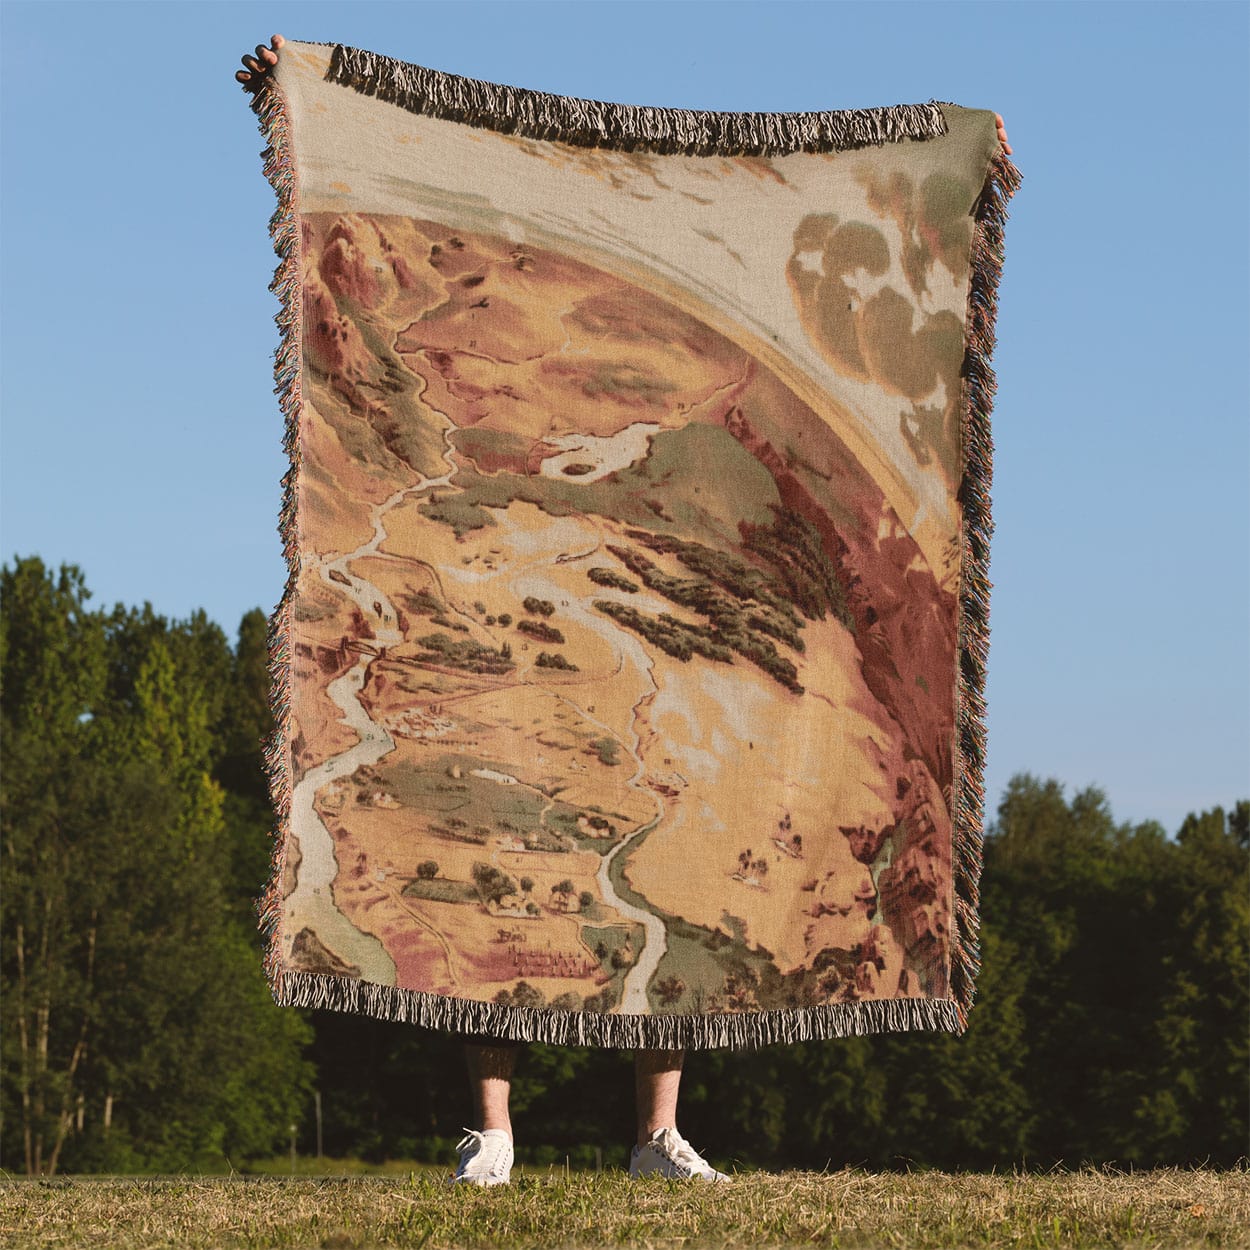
[247,40,1021,1048]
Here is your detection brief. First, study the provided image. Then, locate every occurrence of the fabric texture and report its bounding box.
[248,40,1021,1049]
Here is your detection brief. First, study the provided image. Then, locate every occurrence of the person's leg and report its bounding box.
[453,1040,519,1185]
[634,1048,684,1146]
[464,1041,517,1138]
[631,1048,728,1179]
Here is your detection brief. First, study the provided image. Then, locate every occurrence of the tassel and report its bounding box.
[275,968,963,1050]
[321,42,948,156]
[246,74,306,996]
[951,149,1023,1030]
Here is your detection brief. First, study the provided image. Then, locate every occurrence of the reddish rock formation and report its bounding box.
[321,216,382,309]
[721,400,955,794]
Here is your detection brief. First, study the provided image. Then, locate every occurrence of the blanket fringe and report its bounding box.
[247,75,304,998]
[273,967,962,1049]
[322,41,947,155]
[951,148,1023,1030]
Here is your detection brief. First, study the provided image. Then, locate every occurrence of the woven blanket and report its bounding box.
[248,41,1020,1048]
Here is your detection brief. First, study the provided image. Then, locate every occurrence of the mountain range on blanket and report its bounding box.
[246,40,1021,1048]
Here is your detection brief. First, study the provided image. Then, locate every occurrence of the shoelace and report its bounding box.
[655,1128,713,1176]
[455,1127,510,1178]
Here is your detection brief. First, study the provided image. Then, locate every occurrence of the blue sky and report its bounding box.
[2,0,1246,834]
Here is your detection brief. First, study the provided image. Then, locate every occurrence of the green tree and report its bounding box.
[1136,803,1249,1162]
[1,557,109,1174]
[472,862,517,908]
[976,776,1249,1166]
[214,608,279,933]
[0,560,313,1174]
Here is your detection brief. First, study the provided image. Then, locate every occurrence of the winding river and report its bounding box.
[286,409,672,1011]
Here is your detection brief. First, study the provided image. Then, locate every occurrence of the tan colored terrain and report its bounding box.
[284,209,960,1010]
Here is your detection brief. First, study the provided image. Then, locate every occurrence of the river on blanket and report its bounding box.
[277,212,959,1018]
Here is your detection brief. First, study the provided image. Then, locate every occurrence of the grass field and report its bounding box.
[1,1165,1247,1249]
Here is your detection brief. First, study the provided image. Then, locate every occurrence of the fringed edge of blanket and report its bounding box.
[950,147,1023,1031]
[322,41,948,155]
[248,76,304,999]
[270,967,963,1049]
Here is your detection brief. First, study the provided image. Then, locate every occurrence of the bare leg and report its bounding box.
[635,1048,685,1147]
[464,1043,516,1139]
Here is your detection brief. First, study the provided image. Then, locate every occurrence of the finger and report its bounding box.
[254,37,282,72]
[239,38,282,89]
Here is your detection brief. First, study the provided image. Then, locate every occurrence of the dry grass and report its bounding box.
[0,1165,1246,1249]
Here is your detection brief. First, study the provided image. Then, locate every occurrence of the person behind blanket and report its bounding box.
[235,33,724,1187]
[236,34,1011,1187]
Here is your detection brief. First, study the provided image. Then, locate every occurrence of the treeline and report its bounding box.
[1,557,1246,1174]
[0,557,313,1174]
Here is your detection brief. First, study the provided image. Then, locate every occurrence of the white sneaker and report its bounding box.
[452,1127,513,1186]
[629,1126,729,1180]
